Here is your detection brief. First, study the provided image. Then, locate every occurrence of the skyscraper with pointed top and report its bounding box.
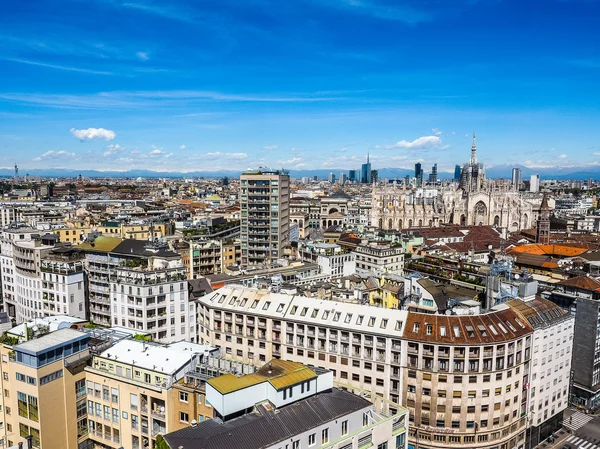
[361,152,372,184]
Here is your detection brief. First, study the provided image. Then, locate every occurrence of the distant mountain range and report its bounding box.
[0,164,598,180]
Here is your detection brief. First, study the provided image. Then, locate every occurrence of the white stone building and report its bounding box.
[371,136,547,232]
[110,263,196,343]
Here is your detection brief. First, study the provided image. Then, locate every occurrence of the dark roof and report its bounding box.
[188,278,213,299]
[416,278,476,311]
[163,389,371,449]
[328,190,351,200]
[112,239,180,258]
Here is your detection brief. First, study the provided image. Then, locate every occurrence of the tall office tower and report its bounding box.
[428,163,438,184]
[370,169,378,183]
[454,164,461,182]
[530,174,540,193]
[414,162,423,187]
[339,172,347,185]
[348,170,357,182]
[240,169,290,266]
[588,178,593,189]
[361,153,372,184]
[404,175,410,186]
[511,167,522,190]
[328,172,336,184]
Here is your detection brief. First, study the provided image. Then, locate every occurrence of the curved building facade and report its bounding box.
[402,311,532,449]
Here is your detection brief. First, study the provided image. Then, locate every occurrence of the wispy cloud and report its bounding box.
[263,145,278,151]
[33,150,77,161]
[2,58,113,75]
[377,135,442,150]
[308,0,433,24]
[0,90,341,109]
[136,51,149,61]
[98,0,196,23]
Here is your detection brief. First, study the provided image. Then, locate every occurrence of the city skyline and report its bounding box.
[1,0,600,173]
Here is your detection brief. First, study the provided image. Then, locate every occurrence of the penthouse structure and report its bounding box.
[163,360,408,449]
[84,339,218,449]
[0,328,90,449]
[76,236,182,328]
[195,284,572,449]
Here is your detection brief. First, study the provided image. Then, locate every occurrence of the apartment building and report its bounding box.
[5,231,66,323]
[0,328,90,449]
[84,339,217,449]
[109,264,196,343]
[354,243,404,275]
[1,228,42,320]
[299,242,357,278]
[77,236,182,327]
[546,275,600,410]
[195,285,572,449]
[163,360,408,449]
[507,297,574,446]
[39,247,86,319]
[240,169,290,266]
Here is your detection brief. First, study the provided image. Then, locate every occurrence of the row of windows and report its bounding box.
[15,372,36,385]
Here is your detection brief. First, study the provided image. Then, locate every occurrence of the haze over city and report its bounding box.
[1,0,600,174]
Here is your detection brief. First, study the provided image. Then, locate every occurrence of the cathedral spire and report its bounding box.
[470,132,477,165]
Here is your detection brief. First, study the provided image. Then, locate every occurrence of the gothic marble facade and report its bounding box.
[371,136,548,232]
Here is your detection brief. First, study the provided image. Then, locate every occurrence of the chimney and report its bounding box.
[26,435,33,449]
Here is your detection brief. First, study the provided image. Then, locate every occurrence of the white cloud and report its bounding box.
[379,135,441,150]
[558,154,567,159]
[594,152,600,156]
[136,51,149,61]
[281,157,303,165]
[164,152,174,158]
[204,152,248,160]
[432,128,442,136]
[451,131,456,135]
[33,150,76,161]
[148,149,163,156]
[179,144,187,150]
[103,144,123,157]
[263,145,278,151]
[70,127,116,141]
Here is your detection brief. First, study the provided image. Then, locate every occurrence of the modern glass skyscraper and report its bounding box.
[361,153,372,184]
[454,164,462,182]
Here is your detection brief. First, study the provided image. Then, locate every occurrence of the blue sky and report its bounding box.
[1,0,600,174]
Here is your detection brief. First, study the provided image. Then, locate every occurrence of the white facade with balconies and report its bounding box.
[110,264,196,343]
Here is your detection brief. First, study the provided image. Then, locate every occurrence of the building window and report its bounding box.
[180,412,189,423]
[309,433,316,446]
[342,420,348,435]
[322,428,329,443]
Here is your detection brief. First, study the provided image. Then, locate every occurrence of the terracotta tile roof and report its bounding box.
[557,276,600,291]
[509,244,588,257]
[403,308,532,344]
